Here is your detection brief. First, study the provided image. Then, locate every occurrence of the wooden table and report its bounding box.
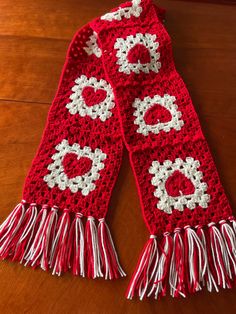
[0,0,236,313]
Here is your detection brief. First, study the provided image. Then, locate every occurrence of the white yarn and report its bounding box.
[149,157,210,214]
[44,139,107,196]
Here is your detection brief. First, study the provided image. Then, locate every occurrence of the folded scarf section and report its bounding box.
[0,0,235,300]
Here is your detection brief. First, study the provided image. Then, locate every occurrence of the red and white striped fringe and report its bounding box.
[0,200,126,279]
[126,217,236,300]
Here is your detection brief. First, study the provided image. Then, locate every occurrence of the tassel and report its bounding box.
[147,232,172,299]
[0,200,27,258]
[67,212,85,276]
[85,216,103,278]
[12,203,38,262]
[219,220,236,276]
[50,208,71,276]
[169,227,186,298]
[184,225,207,293]
[127,218,236,300]
[208,222,232,289]
[126,235,159,300]
[98,218,126,280]
[196,225,219,292]
[0,202,125,278]
[40,206,59,271]
[229,216,236,233]
[24,204,49,266]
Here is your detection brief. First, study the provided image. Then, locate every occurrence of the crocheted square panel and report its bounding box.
[131,139,231,235]
[23,129,123,219]
[111,80,201,149]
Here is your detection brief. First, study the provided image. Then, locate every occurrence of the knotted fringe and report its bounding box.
[0,200,125,279]
[98,218,126,279]
[85,216,103,278]
[67,212,85,276]
[126,217,236,300]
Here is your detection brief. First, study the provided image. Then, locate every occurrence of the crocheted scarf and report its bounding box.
[0,0,235,300]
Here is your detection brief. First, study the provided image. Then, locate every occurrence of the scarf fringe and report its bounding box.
[126,217,236,300]
[0,200,126,279]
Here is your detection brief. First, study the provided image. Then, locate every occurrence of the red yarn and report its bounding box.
[82,87,107,107]
[127,44,151,64]
[144,104,172,125]
[62,154,93,178]
[0,0,235,301]
[165,171,195,198]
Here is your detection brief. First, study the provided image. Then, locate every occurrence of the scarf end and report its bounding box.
[126,217,236,300]
[0,200,126,279]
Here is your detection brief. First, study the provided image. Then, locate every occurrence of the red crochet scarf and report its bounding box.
[0,0,235,300]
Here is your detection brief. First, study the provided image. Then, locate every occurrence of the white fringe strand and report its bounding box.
[98,218,126,279]
[0,201,125,279]
[126,218,236,300]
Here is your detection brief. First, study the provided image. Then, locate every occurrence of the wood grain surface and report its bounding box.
[0,0,236,313]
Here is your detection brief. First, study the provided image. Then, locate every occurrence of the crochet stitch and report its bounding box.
[0,0,235,301]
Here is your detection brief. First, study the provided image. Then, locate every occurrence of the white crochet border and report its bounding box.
[44,139,107,196]
[132,94,184,136]
[149,157,210,214]
[101,0,142,22]
[83,32,102,58]
[66,75,115,122]
[114,33,161,74]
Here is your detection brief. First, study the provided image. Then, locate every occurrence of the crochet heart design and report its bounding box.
[82,86,107,107]
[165,170,195,197]
[62,153,92,178]
[143,103,172,125]
[127,44,151,64]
